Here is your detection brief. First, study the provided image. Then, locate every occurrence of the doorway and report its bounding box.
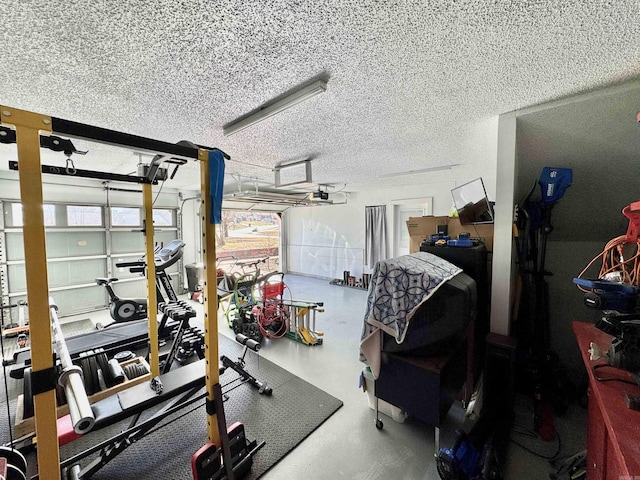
[392,198,432,257]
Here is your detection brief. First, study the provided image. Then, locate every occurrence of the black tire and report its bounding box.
[231,318,243,335]
[242,322,263,344]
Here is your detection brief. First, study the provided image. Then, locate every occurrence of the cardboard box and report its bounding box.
[406,216,494,253]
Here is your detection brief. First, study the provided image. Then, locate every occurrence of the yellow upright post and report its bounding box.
[1,106,60,479]
[142,183,159,377]
[200,149,221,445]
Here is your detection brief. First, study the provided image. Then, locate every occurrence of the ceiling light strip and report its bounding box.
[223,79,328,136]
[377,164,460,179]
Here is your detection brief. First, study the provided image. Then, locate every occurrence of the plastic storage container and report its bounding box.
[360,366,407,423]
[185,263,204,294]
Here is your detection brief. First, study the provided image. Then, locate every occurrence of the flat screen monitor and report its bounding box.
[451,177,494,225]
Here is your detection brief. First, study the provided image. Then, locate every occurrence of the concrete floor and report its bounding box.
[209,274,587,480]
[58,273,587,480]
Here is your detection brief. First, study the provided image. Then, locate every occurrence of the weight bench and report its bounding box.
[49,335,269,480]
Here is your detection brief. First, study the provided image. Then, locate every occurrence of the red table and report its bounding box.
[573,321,640,479]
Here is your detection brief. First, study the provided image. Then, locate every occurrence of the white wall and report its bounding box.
[285,118,499,280]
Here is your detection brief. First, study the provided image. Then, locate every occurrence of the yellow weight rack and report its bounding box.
[0,106,226,480]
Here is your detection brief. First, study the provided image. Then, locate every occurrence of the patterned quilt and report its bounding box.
[359,252,462,375]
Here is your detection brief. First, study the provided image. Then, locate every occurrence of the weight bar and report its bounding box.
[50,298,95,434]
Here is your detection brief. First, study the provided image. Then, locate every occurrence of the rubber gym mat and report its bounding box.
[14,333,343,479]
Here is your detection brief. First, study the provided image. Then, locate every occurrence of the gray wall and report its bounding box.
[511,81,640,372]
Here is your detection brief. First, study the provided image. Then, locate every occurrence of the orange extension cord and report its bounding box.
[576,235,640,291]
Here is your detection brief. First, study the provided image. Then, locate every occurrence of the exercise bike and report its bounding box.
[96,239,185,326]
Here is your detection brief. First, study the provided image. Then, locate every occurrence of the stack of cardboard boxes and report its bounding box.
[405,216,494,253]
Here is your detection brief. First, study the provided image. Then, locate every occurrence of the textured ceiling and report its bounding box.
[1,0,640,192]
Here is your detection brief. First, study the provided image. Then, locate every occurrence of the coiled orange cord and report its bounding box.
[576,235,640,291]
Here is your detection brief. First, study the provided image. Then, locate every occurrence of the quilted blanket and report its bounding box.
[359,252,462,377]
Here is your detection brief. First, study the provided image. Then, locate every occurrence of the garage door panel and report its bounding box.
[5,232,24,261]
[48,231,106,257]
[111,231,178,255]
[8,259,107,291]
[111,231,145,254]
[4,231,105,260]
[50,259,107,287]
[51,286,107,316]
[6,264,26,292]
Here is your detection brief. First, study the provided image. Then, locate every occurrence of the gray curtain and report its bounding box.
[365,205,387,268]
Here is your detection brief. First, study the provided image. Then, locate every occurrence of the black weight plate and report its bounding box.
[88,354,100,393]
[0,446,28,475]
[6,463,27,480]
[56,381,67,407]
[96,352,111,388]
[22,368,34,419]
[114,350,134,362]
[79,356,95,396]
[123,363,138,380]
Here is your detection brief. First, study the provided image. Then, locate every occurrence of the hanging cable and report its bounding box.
[575,235,640,291]
[152,179,166,206]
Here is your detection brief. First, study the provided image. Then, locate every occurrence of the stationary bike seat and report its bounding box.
[95,277,119,285]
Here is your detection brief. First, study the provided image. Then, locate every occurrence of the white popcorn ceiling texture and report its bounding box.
[1,0,640,190]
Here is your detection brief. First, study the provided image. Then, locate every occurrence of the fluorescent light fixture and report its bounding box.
[377,164,460,179]
[274,159,312,187]
[223,79,328,136]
